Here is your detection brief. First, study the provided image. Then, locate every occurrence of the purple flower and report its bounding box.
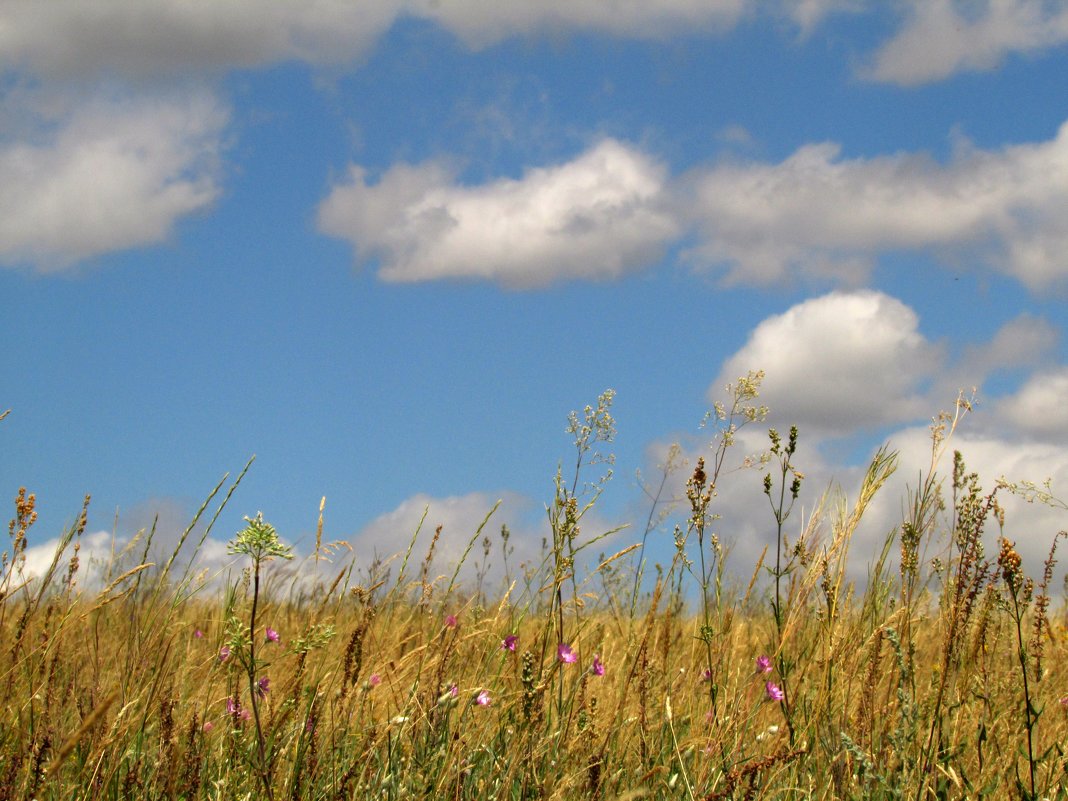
[219,645,231,662]
[369,673,382,687]
[591,654,605,676]
[700,668,712,682]
[765,681,785,702]
[445,614,458,629]
[755,655,772,674]
[558,643,578,664]
[449,683,458,697]
[476,690,491,706]
[257,677,270,696]
[501,634,518,652]
[265,626,280,643]
[226,696,239,716]
[193,628,204,639]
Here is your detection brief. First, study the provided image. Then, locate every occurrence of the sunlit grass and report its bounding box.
[2,385,1067,800]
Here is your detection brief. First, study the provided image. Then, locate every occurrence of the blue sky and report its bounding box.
[2,1,1067,586]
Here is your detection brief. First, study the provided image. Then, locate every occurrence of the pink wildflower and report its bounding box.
[591,654,605,676]
[476,690,491,706]
[449,684,458,697]
[755,655,772,674]
[257,677,270,696]
[202,721,214,732]
[219,645,231,662]
[445,614,458,628]
[558,643,578,664]
[501,634,518,652]
[700,668,712,682]
[369,673,382,687]
[265,626,280,643]
[194,629,204,639]
[226,697,239,716]
[765,681,785,702]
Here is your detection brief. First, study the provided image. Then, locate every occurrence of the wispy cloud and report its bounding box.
[318,139,679,288]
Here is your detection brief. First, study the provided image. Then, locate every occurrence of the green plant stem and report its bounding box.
[247,560,274,801]
[1010,592,1037,800]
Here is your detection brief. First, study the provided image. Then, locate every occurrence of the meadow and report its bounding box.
[1,383,1067,801]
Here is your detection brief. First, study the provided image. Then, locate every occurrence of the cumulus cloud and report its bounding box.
[853,423,1068,577]
[318,139,679,288]
[348,491,538,587]
[683,121,1068,289]
[994,367,1068,439]
[0,1,806,80]
[413,0,744,47]
[642,405,1068,594]
[347,489,632,598]
[867,0,1068,86]
[0,1,405,78]
[0,90,227,270]
[713,290,940,437]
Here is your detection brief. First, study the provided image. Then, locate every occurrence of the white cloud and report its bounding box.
[957,314,1058,380]
[642,404,1068,594]
[0,1,404,77]
[318,139,679,287]
[684,121,1068,289]
[19,530,118,590]
[994,367,1068,438]
[713,290,940,437]
[867,0,1068,86]
[855,423,1068,577]
[414,0,745,47]
[0,90,226,270]
[349,491,537,587]
[782,0,864,36]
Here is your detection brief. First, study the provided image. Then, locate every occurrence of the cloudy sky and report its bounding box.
[2,0,1067,589]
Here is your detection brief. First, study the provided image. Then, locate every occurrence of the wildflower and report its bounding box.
[765,681,785,702]
[194,629,204,639]
[226,697,239,716]
[501,634,518,652]
[558,643,578,664]
[257,677,270,696]
[700,668,712,682]
[445,614,458,628]
[755,655,772,674]
[219,645,231,662]
[239,708,251,721]
[202,721,214,732]
[591,654,605,676]
[449,683,458,697]
[476,690,491,706]
[265,626,280,643]
[369,673,382,687]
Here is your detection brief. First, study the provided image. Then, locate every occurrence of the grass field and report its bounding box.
[2,388,1067,800]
